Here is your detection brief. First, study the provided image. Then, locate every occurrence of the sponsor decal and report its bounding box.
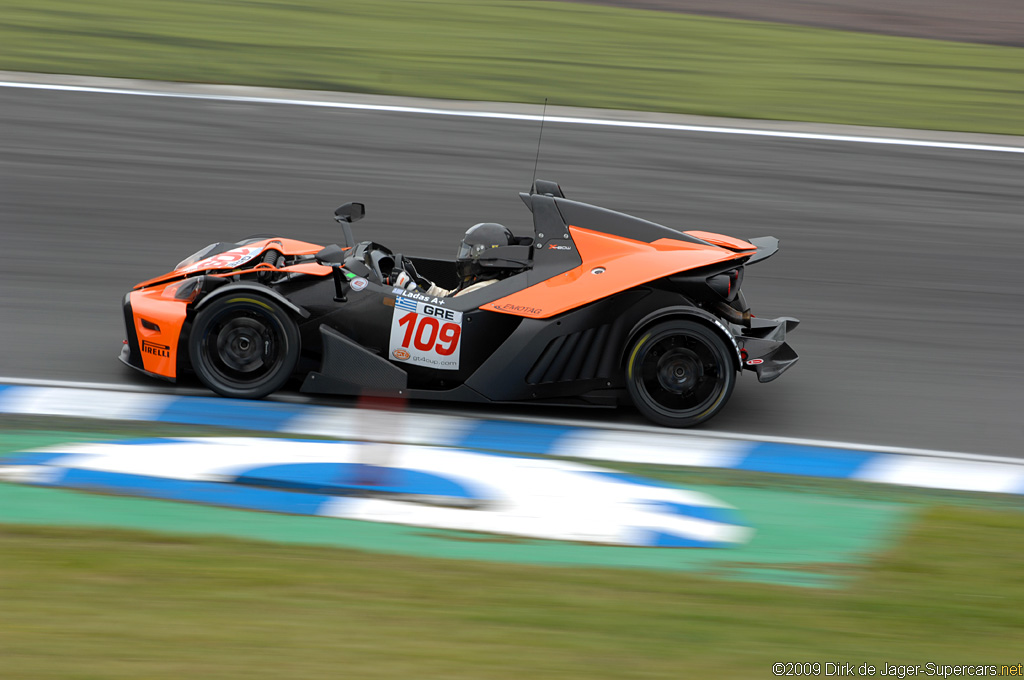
[142,340,171,358]
[389,299,463,371]
[393,288,446,306]
[548,243,572,250]
[349,277,368,292]
[493,303,543,315]
[745,358,764,365]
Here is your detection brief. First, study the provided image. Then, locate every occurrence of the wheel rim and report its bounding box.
[636,333,726,417]
[202,308,284,386]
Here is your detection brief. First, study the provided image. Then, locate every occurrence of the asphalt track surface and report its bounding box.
[2,80,1022,457]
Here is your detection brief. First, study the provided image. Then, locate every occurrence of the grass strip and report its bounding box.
[0,0,1022,134]
[1,507,1022,679]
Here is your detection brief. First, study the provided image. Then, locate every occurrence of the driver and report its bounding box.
[392,222,522,297]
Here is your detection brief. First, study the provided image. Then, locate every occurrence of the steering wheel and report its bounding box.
[353,241,396,283]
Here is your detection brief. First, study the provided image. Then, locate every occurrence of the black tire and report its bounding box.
[625,319,737,428]
[188,294,300,399]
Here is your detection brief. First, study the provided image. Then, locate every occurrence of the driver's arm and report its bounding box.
[424,279,496,297]
[392,259,454,296]
[423,281,454,297]
[450,279,497,297]
[392,271,495,298]
[392,258,499,298]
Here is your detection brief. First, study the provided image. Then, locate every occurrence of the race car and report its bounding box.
[121,180,798,427]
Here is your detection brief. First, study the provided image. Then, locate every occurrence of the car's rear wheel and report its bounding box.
[189,295,299,399]
[625,319,736,427]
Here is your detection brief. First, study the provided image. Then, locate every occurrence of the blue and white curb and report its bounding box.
[1,381,1022,496]
[0,437,751,548]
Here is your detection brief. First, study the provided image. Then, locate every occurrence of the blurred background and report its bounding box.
[1,0,1023,677]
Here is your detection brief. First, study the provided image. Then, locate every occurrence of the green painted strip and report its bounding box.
[0,428,912,588]
[0,483,909,588]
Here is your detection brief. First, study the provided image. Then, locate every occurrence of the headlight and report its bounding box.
[162,277,204,303]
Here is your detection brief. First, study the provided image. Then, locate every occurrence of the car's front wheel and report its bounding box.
[625,319,736,427]
[188,294,299,399]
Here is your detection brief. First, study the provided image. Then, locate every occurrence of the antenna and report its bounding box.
[530,98,548,193]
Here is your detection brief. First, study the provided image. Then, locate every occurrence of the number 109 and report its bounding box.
[397,312,461,356]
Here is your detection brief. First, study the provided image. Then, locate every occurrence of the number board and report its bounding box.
[389,295,463,370]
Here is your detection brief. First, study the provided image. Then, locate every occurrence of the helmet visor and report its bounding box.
[456,241,489,261]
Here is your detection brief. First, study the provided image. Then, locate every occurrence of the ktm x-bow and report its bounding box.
[121,181,798,427]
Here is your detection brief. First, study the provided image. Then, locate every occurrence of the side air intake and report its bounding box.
[526,325,613,384]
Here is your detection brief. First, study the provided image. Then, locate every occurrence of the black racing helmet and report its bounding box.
[455,222,516,280]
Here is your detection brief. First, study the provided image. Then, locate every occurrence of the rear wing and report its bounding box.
[745,237,779,265]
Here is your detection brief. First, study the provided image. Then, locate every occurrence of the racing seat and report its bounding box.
[407,233,535,291]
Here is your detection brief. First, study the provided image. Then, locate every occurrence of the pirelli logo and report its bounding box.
[142,340,171,358]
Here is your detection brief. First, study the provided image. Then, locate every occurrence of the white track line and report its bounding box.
[3,80,1023,155]
[3,376,1020,467]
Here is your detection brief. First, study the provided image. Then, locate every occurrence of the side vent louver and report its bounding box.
[526,325,612,384]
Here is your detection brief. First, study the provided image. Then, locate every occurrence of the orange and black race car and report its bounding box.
[121,181,798,427]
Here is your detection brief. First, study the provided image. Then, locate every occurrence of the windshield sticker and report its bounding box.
[182,246,261,273]
[389,297,463,371]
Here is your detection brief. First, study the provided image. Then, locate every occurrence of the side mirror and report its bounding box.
[332,202,364,250]
[315,244,346,265]
[334,202,365,224]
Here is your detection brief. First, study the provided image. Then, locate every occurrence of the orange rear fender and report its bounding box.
[481,226,746,319]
